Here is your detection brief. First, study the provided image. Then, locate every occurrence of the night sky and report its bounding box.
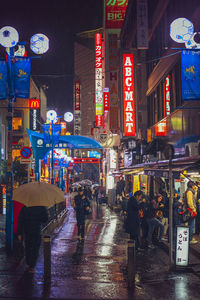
[0,0,103,114]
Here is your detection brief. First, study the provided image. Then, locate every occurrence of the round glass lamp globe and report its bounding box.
[47,110,57,122]
[30,33,49,54]
[64,112,73,122]
[170,18,194,43]
[0,26,19,48]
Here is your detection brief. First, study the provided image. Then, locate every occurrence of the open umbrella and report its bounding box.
[13,182,65,207]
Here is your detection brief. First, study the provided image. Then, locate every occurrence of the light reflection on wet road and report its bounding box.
[0,200,200,299]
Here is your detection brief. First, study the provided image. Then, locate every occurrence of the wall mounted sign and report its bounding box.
[30,99,40,131]
[95,33,103,127]
[123,53,135,136]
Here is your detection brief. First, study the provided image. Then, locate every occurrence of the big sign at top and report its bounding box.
[105,0,128,29]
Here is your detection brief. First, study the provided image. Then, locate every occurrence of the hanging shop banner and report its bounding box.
[30,99,40,131]
[13,58,31,98]
[137,0,148,49]
[95,33,103,126]
[181,50,200,100]
[165,76,171,116]
[103,88,109,112]
[105,0,128,29]
[74,81,80,110]
[123,53,135,136]
[0,61,7,99]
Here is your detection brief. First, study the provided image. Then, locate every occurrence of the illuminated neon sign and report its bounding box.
[95,33,103,127]
[165,76,170,116]
[123,54,135,136]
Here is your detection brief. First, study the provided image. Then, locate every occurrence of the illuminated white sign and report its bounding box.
[110,149,117,169]
[30,33,49,54]
[176,226,189,267]
[0,26,19,48]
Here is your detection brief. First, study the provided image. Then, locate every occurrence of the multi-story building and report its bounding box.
[120,0,200,197]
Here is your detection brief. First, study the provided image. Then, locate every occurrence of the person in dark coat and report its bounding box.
[126,190,143,250]
[74,187,91,241]
[17,206,49,273]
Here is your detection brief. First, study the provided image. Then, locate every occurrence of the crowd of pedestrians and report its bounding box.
[122,180,200,251]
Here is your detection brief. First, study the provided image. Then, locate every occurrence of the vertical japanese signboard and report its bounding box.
[137,0,148,49]
[74,81,81,135]
[176,226,189,267]
[105,0,128,29]
[29,99,40,131]
[103,88,109,112]
[95,33,103,127]
[165,76,171,116]
[123,54,135,136]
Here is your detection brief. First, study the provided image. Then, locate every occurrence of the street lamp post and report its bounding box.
[0,26,49,250]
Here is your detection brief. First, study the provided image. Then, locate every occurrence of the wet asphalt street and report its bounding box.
[1,201,200,300]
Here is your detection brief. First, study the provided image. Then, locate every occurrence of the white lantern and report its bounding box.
[64,112,73,122]
[170,18,194,43]
[30,33,49,54]
[47,110,57,123]
[0,26,19,48]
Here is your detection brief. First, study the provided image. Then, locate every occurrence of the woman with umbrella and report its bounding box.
[14,182,64,273]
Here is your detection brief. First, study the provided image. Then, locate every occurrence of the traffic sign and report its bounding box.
[20,147,32,159]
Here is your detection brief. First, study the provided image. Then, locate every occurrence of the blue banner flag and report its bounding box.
[53,124,61,144]
[42,124,51,144]
[0,61,7,99]
[181,50,200,100]
[13,58,31,98]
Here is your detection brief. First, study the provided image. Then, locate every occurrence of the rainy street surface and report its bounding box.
[1,201,200,300]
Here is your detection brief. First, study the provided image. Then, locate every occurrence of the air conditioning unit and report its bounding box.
[185,143,198,157]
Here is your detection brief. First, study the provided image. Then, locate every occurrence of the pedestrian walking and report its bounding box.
[74,187,91,241]
[125,190,143,250]
[184,181,198,244]
[17,205,49,273]
[195,187,200,235]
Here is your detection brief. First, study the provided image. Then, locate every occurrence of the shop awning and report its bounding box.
[120,156,200,179]
[144,156,200,179]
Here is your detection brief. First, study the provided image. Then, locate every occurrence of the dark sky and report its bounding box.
[0,0,103,114]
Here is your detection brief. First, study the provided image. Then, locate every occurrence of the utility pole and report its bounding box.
[6,47,14,251]
[168,146,174,266]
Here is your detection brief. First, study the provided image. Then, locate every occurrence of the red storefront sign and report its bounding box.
[105,0,128,29]
[95,33,102,69]
[103,88,109,112]
[74,81,80,110]
[155,120,167,136]
[30,99,40,109]
[73,158,100,164]
[165,76,170,116]
[96,115,103,127]
[123,53,135,136]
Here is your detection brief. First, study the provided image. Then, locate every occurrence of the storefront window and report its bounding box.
[12,117,22,131]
